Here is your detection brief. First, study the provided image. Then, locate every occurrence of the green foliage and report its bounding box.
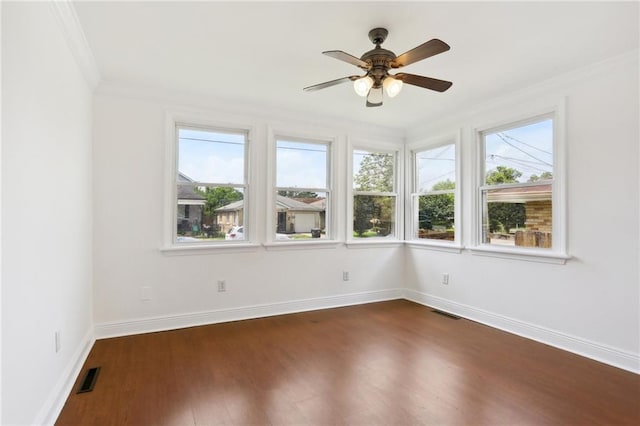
[417,179,455,230]
[353,195,393,237]
[197,187,243,217]
[419,193,454,229]
[431,179,455,191]
[354,152,393,192]
[528,171,553,182]
[277,190,318,198]
[486,166,522,185]
[487,202,525,233]
[352,152,394,236]
[484,166,525,233]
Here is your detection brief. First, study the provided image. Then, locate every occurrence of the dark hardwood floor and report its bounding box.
[56,300,639,425]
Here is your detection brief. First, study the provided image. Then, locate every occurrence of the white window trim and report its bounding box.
[161,109,259,254]
[266,128,338,248]
[405,130,463,251]
[469,97,570,264]
[346,138,403,246]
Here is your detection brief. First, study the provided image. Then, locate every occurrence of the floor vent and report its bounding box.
[77,367,101,394]
[431,309,461,320]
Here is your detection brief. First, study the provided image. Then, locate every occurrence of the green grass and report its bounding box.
[353,230,378,238]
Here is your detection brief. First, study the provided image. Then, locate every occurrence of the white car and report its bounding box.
[225,226,244,240]
[225,226,291,241]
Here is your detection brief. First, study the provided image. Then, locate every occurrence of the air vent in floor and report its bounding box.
[431,309,461,320]
[77,367,101,393]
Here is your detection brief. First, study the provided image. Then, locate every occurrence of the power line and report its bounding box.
[499,132,552,155]
[180,136,244,146]
[495,133,552,167]
[278,145,327,154]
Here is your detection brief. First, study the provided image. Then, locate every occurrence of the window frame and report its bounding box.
[406,131,462,251]
[347,139,403,246]
[162,111,258,254]
[470,100,569,264]
[267,132,338,248]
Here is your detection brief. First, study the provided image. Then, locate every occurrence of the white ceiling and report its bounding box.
[73,1,639,129]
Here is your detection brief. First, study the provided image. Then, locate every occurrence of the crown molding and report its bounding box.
[50,0,101,89]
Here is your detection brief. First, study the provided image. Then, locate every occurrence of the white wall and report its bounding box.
[1,3,94,424]
[405,51,639,371]
[92,91,405,335]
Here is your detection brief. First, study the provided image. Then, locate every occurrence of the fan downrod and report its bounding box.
[368,28,388,46]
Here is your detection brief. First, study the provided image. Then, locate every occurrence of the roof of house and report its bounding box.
[215,195,324,212]
[486,184,552,203]
[176,172,206,203]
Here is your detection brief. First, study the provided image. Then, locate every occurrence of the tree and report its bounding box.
[353,153,394,236]
[485,166,525,233]
[354,153,393,192]
[418,179,455,230]
[277,190,318,199]
[197,187,243,221]
[528,171,553,182]
[486,166,522,185]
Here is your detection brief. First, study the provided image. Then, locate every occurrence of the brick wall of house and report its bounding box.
[524,200,552,232]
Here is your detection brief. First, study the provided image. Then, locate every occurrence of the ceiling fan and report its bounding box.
[304,28,452,107]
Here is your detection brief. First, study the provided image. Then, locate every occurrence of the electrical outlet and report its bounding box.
[217,280,227,292]
[442,273,449,285]
[342,271,350,281]
[55,331,61,353]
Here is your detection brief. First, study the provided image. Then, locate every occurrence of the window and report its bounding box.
[275,139,330,241]
[412,143,457,243]
[479,116,554,249]
[175,125,248,244]
[352,149,397,239]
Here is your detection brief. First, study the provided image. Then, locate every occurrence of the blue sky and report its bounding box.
[178,119,553,192]
[178,128,245,184]
[484,118,553,183]
[416,118,553,192]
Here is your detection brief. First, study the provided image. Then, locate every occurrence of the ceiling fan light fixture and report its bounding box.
[383,76,403,98]
[353,76,374,96]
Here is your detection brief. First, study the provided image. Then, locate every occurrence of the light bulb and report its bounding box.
[353,76,374,97]
[383,76,403,98]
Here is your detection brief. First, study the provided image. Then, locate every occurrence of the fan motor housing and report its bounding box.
[361,48,396,86]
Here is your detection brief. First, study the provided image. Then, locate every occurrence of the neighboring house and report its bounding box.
[177,173,206,234]
[215,195,325,234]
[486,183,552,247]
[214,198,245,234]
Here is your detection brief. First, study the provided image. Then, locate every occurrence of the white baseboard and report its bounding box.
[34,328,96,426]
[404,288,640,374]
[95,288,404,339]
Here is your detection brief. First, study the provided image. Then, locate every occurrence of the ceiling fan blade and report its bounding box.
[395,73,453,92]
[323,50,369,69]
[303,75,360,92]
[391,39,450,68]
[366,86,383,107]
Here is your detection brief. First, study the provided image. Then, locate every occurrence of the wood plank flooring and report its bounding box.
[56,300,640,425]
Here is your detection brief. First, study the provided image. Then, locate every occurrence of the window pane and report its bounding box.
[276,140,327,188]
[176,185,244,242]
[353,195,395,238]
[484,119,553,185]
[416,144,456,192]
[178,128,245,184]
[275,191,327,240]
[353,150,394,192]
[415,194,455,241]
[482,187,552,248]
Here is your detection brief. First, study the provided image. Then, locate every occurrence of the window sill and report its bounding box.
[263,240,342,251]
[468,245,571,264]
[160,242,261,256]
[345,240,404,249]
[405,241,464,253]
